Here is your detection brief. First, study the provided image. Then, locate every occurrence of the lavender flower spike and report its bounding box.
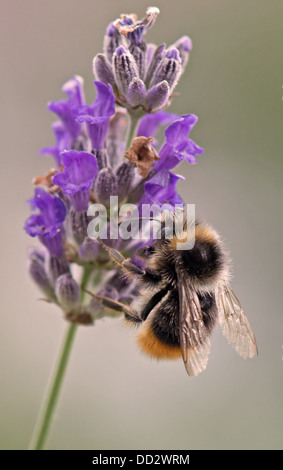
[52,150,98,211]
[77,81,115,150]
[24,187,67,256]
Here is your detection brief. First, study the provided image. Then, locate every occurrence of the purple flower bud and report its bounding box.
[55,273,80,312]
[127,169,155,204]
[93,54,115,86]
[70,208,89,245]
[92,148,109,171]
[144,43,166,87]
[103,22,127,64]
[172,35,192,68]
[46,253,70,287]
[149,48,182,91]
[77,82,115,150]
[106,109,127,169]
[145,43,157,69]
[52,150,98,211]
[94,167,118,207]
[129,42,146,79]
[166,48,179,60]
[27,248,54,298]
[113,47,139,97]
[115,161,136,201]
[24,188,67,256]
[144,81,170,112]
[78,237,99,262]
[126,78,146,107]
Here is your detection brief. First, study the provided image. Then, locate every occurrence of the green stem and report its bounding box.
[29,322,78,450]
[29,266,92,450]
[125,112,141,151]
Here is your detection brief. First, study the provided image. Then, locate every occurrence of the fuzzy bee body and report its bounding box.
[89,217,257,376]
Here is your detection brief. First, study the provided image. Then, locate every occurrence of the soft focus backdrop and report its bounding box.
[1,0,282,450]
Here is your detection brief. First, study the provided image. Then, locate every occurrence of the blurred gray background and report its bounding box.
[0,0,282,450]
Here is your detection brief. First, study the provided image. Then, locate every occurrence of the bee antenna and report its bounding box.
[117,216,161,225]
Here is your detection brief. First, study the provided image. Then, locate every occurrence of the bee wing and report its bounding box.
[183,337,211,377]
[216,283,258,359]
[177,273,211,376]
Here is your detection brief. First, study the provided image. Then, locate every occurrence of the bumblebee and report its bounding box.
[87,215,258,376]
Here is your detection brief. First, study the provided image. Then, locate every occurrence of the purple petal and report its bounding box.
[76,82,115,149]
[92,81,115,119]
[143,169,184,205]
[48,100,81,141]
[24,188,67,254]
[137,111,178,138]
[164,114,198,147]
[53,150,98,191]
[39,121,71,167]
[62,75,85,107]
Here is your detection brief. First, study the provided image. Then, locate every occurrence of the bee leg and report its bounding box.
[97,238,161,284]
[83,289,141,324]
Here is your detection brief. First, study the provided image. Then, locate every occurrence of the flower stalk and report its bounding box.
[125,111,142,152]
[29,266,92,450]
[29,322,77,450]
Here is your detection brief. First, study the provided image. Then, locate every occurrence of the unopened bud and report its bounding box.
[94,167,118,208]
[55,273,80,312]
[129,42,146,79]
[115,161,136,201]
[128,169,156,204]
[27,248,54,298]
[149,47,182,91]
[126,78,146,107]
[172,35,192,69]
[70,208,89,245]
[46,253,70,287]
[106,109,128,168]
[144,80,170,112]
[92,148,109,170]
[93,54,115,86]
[113,46,139,97]
[78,237,100,262]
[103,22,127,64]
[144,43,166,87]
